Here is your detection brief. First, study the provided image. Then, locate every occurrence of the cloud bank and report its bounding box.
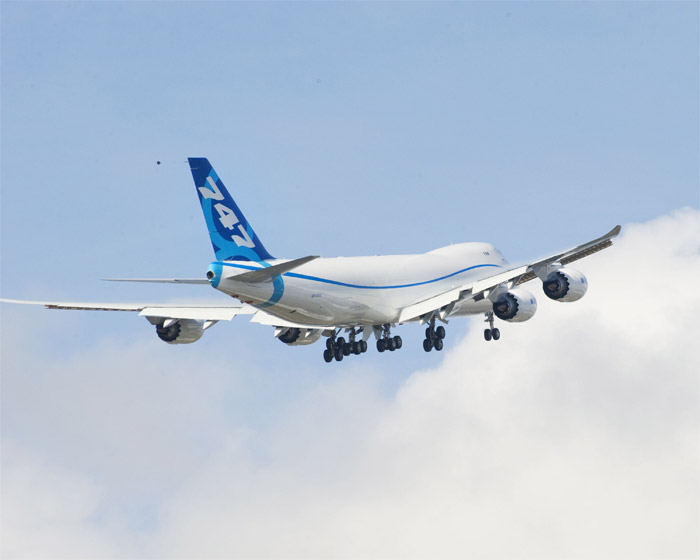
[2,208,698,559]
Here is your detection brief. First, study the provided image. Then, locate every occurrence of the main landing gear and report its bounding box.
[323,328,368,362]
[376,324,402,353]
[423,317,446,352]
[484,311,501,341]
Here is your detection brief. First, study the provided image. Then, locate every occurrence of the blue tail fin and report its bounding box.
[188,158,274,262]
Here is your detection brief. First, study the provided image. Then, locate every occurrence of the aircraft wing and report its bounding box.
[0,298,255,321]
[398,225,621,323]
[0,298,329,333]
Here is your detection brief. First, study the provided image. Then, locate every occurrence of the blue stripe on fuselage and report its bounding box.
[256,260,285,308]
[216,261,502,290]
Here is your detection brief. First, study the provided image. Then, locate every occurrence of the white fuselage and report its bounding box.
[208,242,507,327]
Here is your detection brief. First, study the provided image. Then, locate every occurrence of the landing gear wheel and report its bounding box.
[326,338,334,350]
[353,342,361,355]
[334,346,344,361]
[436,326,446,340]
[484,312,499,342]
[423,338,433,352]
[393,335,402,349]
[360,340,368,353]
[377,339,385,353]
[426,327,433,339]
[323,349,333,363]
[387,338,396,351]
[434,338,444,351]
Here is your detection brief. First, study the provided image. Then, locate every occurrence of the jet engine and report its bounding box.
[277,327,322,346]
[542,267,588,302]
[492,288,537,322]
[155,319,206,344]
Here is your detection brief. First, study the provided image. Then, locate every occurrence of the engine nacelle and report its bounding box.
[542,267,588,302]
[277,327,322,346]
[492,288,537,323]
[155,319,206,344]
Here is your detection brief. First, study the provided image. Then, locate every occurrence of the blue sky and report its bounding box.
[2,1,697,362]
[1,2,698,558]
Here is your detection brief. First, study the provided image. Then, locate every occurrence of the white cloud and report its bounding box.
[2,208,698,559]
[1,443,120,558]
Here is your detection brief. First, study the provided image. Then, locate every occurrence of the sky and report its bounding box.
[1,2,698,558]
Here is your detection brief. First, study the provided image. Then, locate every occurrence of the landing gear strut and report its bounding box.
[323,328,368,362]
[348,328,367,356]
[423,317,446,352]
[376,324,402,353]
[484,311,500,341]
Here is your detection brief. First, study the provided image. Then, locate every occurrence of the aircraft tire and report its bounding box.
[334,346,344,361]
[360,340,368,353]
[423,338,433,352]
[434,338,444,351]
[377,339,385,353]
[492,328,501,341]
[484,329,492,341]
[393,335,402,349]
[387,338,396,351]
[353,342,361,355]
[323,349,333,363]
[326,338,334,350]
[436,326,446,340]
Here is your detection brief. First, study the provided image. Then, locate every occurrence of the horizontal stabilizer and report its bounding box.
[233,255,319,283]
[102,278,210,284]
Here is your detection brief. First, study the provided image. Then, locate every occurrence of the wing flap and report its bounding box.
[398,288,463,323]
[1,299,145,311]
[139,306,253,321]
[250,310,330,330]
[469,264,531,294]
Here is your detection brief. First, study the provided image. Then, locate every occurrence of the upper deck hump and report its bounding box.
[285,244,506,290]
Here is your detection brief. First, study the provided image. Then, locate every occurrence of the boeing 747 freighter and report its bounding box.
[2,158,620,362]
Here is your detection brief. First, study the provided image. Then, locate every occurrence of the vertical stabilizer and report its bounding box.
[188,158,274,262]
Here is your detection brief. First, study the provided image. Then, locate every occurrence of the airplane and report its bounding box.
[2,158,621,362]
